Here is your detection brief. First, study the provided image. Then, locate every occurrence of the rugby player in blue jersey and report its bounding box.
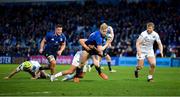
[39,24,66,75]
[89,26,116,73]
[73,23,111,82]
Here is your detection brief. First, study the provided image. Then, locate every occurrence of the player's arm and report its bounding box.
[156,35,163,57]
[57,42,66,56]
[4,68,21,79]
[157,41,163,57]
[108,26,114,41]
[136,35,143,57]
[39,37,46,53]
[79,39,91,51]
[102,39,112,51]
[97,45,103,57]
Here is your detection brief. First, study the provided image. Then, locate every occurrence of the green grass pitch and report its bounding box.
[0,64,180,96]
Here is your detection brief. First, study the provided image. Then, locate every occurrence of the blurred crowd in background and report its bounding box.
[0,0,179,57]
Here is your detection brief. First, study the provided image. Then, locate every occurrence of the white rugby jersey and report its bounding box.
[107,26,114,39]
[138,30,161,52]
[16,61,41,72]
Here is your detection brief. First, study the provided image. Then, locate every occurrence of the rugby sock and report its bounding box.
[90,64,94,67]
[95,66,102,74]
[148,75,153,79]
[75,67,83,77]
[55,72,62,77]
[107,62,112,71]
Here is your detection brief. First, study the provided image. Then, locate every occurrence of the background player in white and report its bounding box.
[4,61,48,79]
[134,22,163,82]
[50,50,88,82]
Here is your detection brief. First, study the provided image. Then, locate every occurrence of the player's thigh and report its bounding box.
[136,53,145,66]
[92,55,100,67]
[80,51,89,65]
[137,59,144,66]
[147,50,156,66]
[46,55,56,65]
[105,54,111,61]
[72,52,81,67]
[147,57,156,66]
[62,65,77,74]
[68,65,77,73]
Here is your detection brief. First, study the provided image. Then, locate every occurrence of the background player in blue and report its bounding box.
[39,24,66,75]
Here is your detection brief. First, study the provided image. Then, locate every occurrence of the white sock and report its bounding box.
[55,72,62,78]
[148,75,153,79]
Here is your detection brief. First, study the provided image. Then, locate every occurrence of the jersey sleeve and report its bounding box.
[63,34,66,42]
[45,32,51,41]
[95,35,103,45]
[155,33,161,43]
[138,33,144,41]
[16,64,24,72]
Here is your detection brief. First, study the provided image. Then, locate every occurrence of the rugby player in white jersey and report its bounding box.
[4,61,48,79]
[50,50,88,82]
[135,22,163,82]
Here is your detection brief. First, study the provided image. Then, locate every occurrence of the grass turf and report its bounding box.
[0,64,180,96]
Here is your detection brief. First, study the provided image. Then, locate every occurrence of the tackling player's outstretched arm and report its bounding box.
[4,68,20,79]
[39,37,46,53]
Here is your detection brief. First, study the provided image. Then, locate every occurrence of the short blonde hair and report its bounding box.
[100,23,108,30]
[147,22,155,28]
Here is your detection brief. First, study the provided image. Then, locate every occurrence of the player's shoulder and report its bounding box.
[61,33,66,38]
[29,60,38,63]
[29,60,39,64]
[89,30,100,38]
[29,61,41,66]
[152,31,159,36]
[140,30,147,36]
[46,31,54,36]
[94,30,101,37]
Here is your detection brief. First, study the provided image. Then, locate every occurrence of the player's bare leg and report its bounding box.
[73,51,89,82]
[147,57,156,82]
[135,59,144,78]
[50,65,76,82]
[92,55,108,80]
[50,60,56,75]
[105,54,116,72]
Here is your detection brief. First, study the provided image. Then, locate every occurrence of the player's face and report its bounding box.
[100,28,108,37]
[147,26,154,34]
[55,27,63,35]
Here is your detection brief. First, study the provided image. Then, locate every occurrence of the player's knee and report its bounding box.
[150,63,156,68]
[93,61,100,67]
[106,58,111,62]
[51,61,56,66]
[106,56,111,61]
